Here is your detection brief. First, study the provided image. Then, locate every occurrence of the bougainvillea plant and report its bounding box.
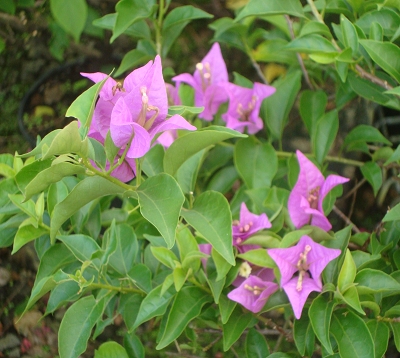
[2,0,400,357]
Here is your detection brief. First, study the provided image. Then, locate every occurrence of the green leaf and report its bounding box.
[150,246,179,269]
[234,137,277,189]
[24,162,86,200]
[262,71,302,141]
[390,322,400,351]
[66,77,109,130]
[107,224,138,275]
[12,224,48,254]
[367,320,389,358]
[360,40,400,83]
[245,328,270,358]
[176,149,208,194]
[133,285,175,329]
[124,332,145,358]
[35,243,76,282]
[237,249,275,268]
[127,264,152,293]
[360,161,382,196]
[95,342,129,358]
[181,191,235,265]
[45,280,80,315]
[313,110,339,164]
[338,249,356,292]
[340,15,359,54]
[299,21,332,39]
[330,311,374,358]
[93,14,150,39]
[58,234,101,263]
[347,71,400,109]
[355,268,400,294]
[356,8,400,39]
[382,202,400,222]
[114,49,153,77]
[299,90,327,136]
[14,158,52,192]
[309,294,335,354]
[50,176,126,243]
[343,124,392,150]
[235,0,305,21]
[222,305,255,351]
[285,34,338,54]
[161,5,213,57]
[156,286,212,349]
[50,0,87,42]
[219,294,237,324]
[42,121,89,160]
[164,126,246,176]
[58,295,104,358]
[111,0,156,43]
[339,285,365,315]
[294,312,315,357]
[137,173,184,248]
[141,144,165,177]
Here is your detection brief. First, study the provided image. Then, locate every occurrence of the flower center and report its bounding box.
[196,62,212,92]
[112,81,126,96]
[296,245,311,291]
[239,262,252,278]
[307,186,320,209]
[244,284,263,296]
[237,95,257,122]
[137,86,160,130]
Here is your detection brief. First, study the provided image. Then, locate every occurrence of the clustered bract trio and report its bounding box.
[83,43,349,319]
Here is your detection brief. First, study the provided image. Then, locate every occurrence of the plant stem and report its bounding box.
[156,0,166,56]
[82,158,136,191]
[284,15,314,90]
[88,282,145,295]
[275,151,365,167]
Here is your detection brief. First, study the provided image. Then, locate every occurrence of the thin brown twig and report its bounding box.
[337,177,366,202]
[284,15,314,90]
[355,64,394,91]
[333,205,361,233]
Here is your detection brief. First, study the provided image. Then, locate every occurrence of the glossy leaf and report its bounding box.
[234,137,277,189]
[50,0,87,42]
[294,312,315,357]
[367,320,389,358]
[176,148,208,194]
[66,77,108,130]
[141,144,164,178]
[338,249,356,292]
[236,0,305,21]
[111,0,156,43]
[262,70,302,141]
[161,5,213,57]
[124,332,145,358]
[94,342,129,358]
[245,328,270,358]
[115,49,153,77]
[309,294,335,354]
[24,162,86,200]
[382,202,400,222]
[222,305,255,351]
[360,40,400,83]
[42,121,89,160]
[58,295,104,358]
[313,110,339,164]
[355,268,400,293]
[156,286,212,349]
[133,285,175,329]
[137,173,184,248]
[164,126,246,176]
[330,311,374,358]
[299,90,327,136]
[12,223,48,254]
[108,224,138,275]
[285,34,338,54]
[50,176,125,243]
[181,191,235,265]
[341,15,359,54]
[360,161,382,196]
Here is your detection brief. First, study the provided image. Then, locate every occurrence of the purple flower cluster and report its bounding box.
[172,43,276,133]
[226,151,348,318]
[81,56,196,182]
